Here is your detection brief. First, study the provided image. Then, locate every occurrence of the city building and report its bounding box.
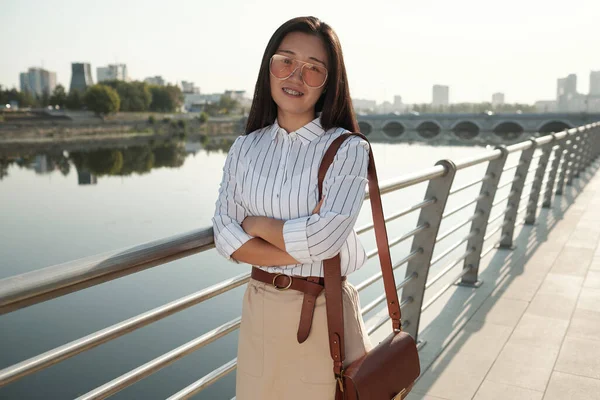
[492,92,505,108]
[557,74,577,111]
[432,85,449,108]
[183,93,223,112]
[181,81,200,94]
[97,64,128,82]
[19,67,57,97]
[224,90,246,101]
[590,70,600,96]
[144,76,166,86]
[352,98,377,113]
[69,63,94,93]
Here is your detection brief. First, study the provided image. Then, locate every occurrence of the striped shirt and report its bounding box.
[212,116,369,277]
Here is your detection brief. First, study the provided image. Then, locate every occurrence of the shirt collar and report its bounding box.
[269,116,326,145]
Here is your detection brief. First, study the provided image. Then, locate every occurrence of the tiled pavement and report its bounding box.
[402,165,600,400]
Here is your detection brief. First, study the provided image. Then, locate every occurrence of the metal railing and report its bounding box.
[1,122,599,399]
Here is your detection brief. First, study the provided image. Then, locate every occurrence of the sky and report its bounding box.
[2,0,599,105]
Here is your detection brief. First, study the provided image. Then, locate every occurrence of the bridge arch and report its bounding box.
[357,121,372,136]
[537,120,572,135]
[382,121,405,138]
[416,121,441,139]
[493,121,524,140]
[451,121,480,139]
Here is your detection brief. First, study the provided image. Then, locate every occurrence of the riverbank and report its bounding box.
[0,110,245,140]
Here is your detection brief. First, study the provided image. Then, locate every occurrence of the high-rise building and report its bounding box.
[590,70,600,96]
[97,64,128,82]
[19,67,57,97]
[432,85,449,108]
[492,92,505,108]
[144,76,166,86]
[557,74,577,111]
[70,63,94,93]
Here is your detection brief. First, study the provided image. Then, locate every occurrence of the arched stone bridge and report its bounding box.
[357,113,600,144]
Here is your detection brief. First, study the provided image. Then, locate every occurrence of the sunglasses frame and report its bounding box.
[269,54,329,89]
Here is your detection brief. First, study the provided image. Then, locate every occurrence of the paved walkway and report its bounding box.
[404,163,600,400]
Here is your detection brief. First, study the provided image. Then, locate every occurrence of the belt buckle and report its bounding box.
[272,273,293,291]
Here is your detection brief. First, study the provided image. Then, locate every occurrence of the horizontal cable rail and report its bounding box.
[492,191,513,208]
[449,175,490,196]
[443,193,487,219]
[497,178,518,191]
[355,249,422,292]
[355,198,436,235]
[366,297,412,336]
[360,273,417,315]
[488,207,509,225]
[503,162,522,172]
[426,248,474,290]
[365,225,428,260]
[436,211,482,242]
[0,272,251,387]
[76,318,242,399]
[422,266,472,312]
[166,359,238,400]
[430,230,478,266]
[484,221,508,242]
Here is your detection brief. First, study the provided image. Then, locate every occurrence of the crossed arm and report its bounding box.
[231,199,324,266]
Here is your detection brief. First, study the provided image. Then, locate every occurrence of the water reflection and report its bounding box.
[0,135,237,183]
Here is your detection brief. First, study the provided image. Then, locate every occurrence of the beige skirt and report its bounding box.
[236,277,372,400]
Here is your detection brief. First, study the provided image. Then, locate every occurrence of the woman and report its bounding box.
[212,16,372,399]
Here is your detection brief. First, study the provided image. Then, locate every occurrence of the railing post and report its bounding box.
[593,124,600,160]
[542,134,563,208]
[498,140,536,248]
[575,131,587,178]
[566,134,581,186]
[460,146,509,287]
[556,133,575,195]
[525,142,552,224]
[401,160,457,341]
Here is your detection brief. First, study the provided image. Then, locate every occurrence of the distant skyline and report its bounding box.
[2,0,599,104]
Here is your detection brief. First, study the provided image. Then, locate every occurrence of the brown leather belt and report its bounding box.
[251,267,346,343]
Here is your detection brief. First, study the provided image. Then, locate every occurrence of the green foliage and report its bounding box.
[197,112,209,123]
[102,80,152,112]
[49,85,67,108]
[84,149,124,175]
[149,84,183,112]
[204,95,240,116]
[65,90,84,110]
[148,115,156,124]
[84,84,121,116]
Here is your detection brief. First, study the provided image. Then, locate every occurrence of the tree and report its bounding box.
[84,84,120,117]
[65,90,84,110]
[49,85,68,109]
[103,80,152,112]
[149,84,183,112]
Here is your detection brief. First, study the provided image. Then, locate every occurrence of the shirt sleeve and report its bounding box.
[211,135,253,263]
[282,136,369,264]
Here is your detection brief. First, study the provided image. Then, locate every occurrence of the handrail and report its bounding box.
[1,121,598,398]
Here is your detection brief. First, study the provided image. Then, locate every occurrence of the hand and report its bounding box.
[312,196,325,214]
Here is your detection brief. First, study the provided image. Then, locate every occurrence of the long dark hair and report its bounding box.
[245,16,359,134]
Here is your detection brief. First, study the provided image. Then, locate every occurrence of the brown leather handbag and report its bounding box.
[318,132,421,400]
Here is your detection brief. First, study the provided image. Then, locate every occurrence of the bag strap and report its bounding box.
[319,132,401,378]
